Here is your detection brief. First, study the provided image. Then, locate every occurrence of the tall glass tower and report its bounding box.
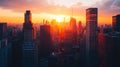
[86,8,98,67]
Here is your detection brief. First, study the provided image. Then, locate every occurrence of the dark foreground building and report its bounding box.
[22,10,37,67]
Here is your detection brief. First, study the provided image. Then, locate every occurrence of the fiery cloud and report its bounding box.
[0,0,119,24]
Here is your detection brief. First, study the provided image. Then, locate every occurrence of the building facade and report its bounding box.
[0,23,8,67]
[86,8,99,67]
[112,14,120,32]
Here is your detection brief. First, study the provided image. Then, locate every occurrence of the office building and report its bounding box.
[86,8,99,67]
[39,24,52,58]
[112,14,120,32]
[22,10,37,67]
[0,23,8,67]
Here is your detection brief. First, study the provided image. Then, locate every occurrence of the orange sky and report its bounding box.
[0,0,120,25]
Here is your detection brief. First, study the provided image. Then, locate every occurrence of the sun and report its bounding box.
[56,17,63,23]
[55,15,64,23]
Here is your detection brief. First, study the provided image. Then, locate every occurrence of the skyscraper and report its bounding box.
[98,32,120,67]
[39,24,52,58]
[70,17,77,30]
[0,23,7,40]
[22,10,37,67]
[38,24,52,67]
[23,10,36,41]
[0,23,7,51]
[78,21,83,33]
[0,23,8,67]
[112,14,120,32]
[70,17,77,45]
[86,8,98,67]
[77,21,83,45]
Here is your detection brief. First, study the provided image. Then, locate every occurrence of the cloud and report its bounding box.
[0,0,119,16]
[94,0,120,14]
[111,0,120,10]
[0,0,45,12]
[0,0,85,16]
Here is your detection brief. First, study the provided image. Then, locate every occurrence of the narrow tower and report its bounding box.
[86,8,98,67]
[22,10,37,67]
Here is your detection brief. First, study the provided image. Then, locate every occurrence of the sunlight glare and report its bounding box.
[56,15,64,23]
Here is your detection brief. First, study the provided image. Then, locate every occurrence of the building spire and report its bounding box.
[24,10,32,23]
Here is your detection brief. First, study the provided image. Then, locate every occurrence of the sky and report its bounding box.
[0,0,120,25]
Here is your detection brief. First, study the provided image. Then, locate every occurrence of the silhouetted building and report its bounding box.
[23,10,36,41]
[70,17,77,45]
[77,21,83,45]
[112,14,120,32]
[99,25,104,33]
[105,32,120,67]
[0,23,7,40]
[86,8,99,67]
[39,24,52,58]
[70,17,77,30]
[0,23,7,48]
[22,10,37,67]
[7,27,23,67]
[103,24,112,33]
[38,24,52,67]
[0,23,8,67]
[0,44,8,67]
[98,33,107,67]
[51,19,59,45]
[78,21,83,33]
[98,32,120,67]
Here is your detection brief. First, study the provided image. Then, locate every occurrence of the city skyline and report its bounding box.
[0,0,120,25]
[0,6,120,67]
[0,1,120,67]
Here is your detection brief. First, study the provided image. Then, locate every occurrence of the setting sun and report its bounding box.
[55,15,65,23]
